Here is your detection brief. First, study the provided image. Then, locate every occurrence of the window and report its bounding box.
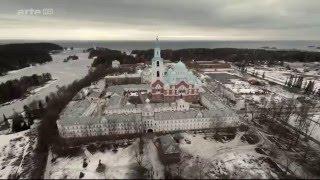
[157,61,159,67]
[157,71,160,77]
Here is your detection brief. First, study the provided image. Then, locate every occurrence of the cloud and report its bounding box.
[0,0,319,40]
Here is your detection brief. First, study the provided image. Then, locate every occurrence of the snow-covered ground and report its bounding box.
[169,132,282,179]
[0,128,38,179]
[49,141,139,179]
[48,138,164,179]
[145,139,165,179]
[247,64,320,91]
[225,79,264,94]
[0,49,92,117]
[289,114,320,142]
[310,114,320,142]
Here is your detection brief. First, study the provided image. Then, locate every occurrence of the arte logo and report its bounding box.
[17,8,54,16]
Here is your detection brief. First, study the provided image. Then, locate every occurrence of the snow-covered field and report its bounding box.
[309,115,320,142]
[0,49,92,117]
[48,140,140,179]
[0,128,38,179]
[168,132,282,179]
[290,114,320,142]
[47,138,164,179]
[224,79,264,94]
[43,128,320,179]
[247,64,320,91]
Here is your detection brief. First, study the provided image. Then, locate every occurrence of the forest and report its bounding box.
[0,43,63,75]
[132,48,320,65]
[0,73,52,104]
[89,48,144,67]
[91,47,320,67]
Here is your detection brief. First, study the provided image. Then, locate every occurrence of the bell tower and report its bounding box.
[154,37,161,58]
[151,37,164,82]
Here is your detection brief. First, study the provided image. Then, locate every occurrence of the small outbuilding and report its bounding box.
[155,134,181,165]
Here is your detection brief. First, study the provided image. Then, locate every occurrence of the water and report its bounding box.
[1,40,320,52]
[0,49,92,117]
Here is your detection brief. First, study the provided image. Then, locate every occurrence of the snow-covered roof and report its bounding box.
[158,134,181,154]
[154,108,227,121]
[103,113,141,124]
[107,93,122,109]
[107,84,150,95]
[58,98,102,126]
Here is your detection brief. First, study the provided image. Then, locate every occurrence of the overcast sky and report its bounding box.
[0,0,320,40]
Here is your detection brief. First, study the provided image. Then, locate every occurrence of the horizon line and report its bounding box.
[1,39,320,42]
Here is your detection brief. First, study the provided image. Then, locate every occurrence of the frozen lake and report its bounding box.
[0,49,93,117]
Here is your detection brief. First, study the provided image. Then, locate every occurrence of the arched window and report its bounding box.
[157,61,159,67]
[157,71,160,77]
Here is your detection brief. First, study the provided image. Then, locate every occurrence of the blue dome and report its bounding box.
[174,61,188,72]
[163,61,202,86]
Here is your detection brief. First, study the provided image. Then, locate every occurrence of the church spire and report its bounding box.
[154,36,161,58]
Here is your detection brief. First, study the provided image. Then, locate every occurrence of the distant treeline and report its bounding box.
[0,73,52,104]
[132,48,320,65]
[0,43,63,75]
[89,48,144,67]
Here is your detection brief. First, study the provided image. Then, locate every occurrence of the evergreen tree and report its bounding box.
[38,100,44,110]
[2,114,9,127]
[292,76,297,87]
[11,112,25,132]
[45,96,50,103]
[294,76,304,89]
[305,81,315,95]
[2,114,8,123]
[38,100,45,116]
[287,75,293,88]
[23,105,33,126]
[316,89,320,97]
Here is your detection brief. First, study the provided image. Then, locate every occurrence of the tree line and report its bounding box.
[284,75,319,96]
[89,48,144,67]
[0,73,52,104]
[90,47,320,68]
[0,43,63,75]
[244,97,320,176]
[132,48,320,65]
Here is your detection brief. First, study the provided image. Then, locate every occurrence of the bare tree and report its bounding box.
[284,101,313,151]
[195,156,206,179]
[280,98,296,123]
[134,145,144,167]
[282,155,298,178]
[133,116,145,135]
[210,116,223,136]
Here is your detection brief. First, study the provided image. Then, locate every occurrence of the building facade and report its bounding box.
[57,83,239,139]
[150,38,202,103]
